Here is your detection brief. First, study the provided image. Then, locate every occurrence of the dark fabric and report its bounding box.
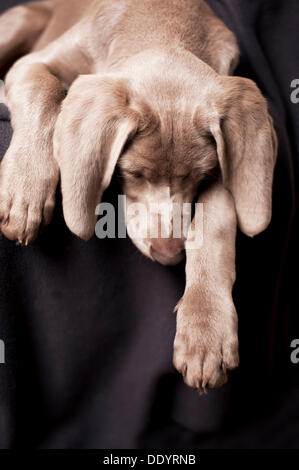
[0,0,298,449]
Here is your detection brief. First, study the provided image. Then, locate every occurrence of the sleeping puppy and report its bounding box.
[0,0,277,391]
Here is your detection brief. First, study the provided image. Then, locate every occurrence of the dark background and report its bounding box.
[0,0,298,449]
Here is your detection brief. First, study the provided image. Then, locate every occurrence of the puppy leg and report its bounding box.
[0,2,53,72]
[0,56,65,244]
[173,182,239,391]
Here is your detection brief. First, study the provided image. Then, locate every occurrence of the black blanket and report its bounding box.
[0,0,298,449]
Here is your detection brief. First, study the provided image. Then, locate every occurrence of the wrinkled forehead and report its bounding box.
[119,113,217,182]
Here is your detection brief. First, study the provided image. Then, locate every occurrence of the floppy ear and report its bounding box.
[54,75,139,240]
[210,76,277,237]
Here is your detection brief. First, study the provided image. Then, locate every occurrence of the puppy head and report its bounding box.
[118,108,218,265]
[54,55,277,264]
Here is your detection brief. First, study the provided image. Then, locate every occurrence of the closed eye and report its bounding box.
[122,169,143,179]
[175,173,191,181]
[131,171,143,179]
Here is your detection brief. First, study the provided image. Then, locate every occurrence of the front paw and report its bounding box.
[173,289,239,392]
[0,144,58,244]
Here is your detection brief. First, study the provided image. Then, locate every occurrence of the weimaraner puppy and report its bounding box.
[0,0,277,391]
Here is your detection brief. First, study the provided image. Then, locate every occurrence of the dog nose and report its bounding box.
[150,238,185,266]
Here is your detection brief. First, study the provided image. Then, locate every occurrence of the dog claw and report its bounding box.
[173,297,183,313]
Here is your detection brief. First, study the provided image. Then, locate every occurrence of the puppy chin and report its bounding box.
[129,236,185,266]
[150,249,185,266]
